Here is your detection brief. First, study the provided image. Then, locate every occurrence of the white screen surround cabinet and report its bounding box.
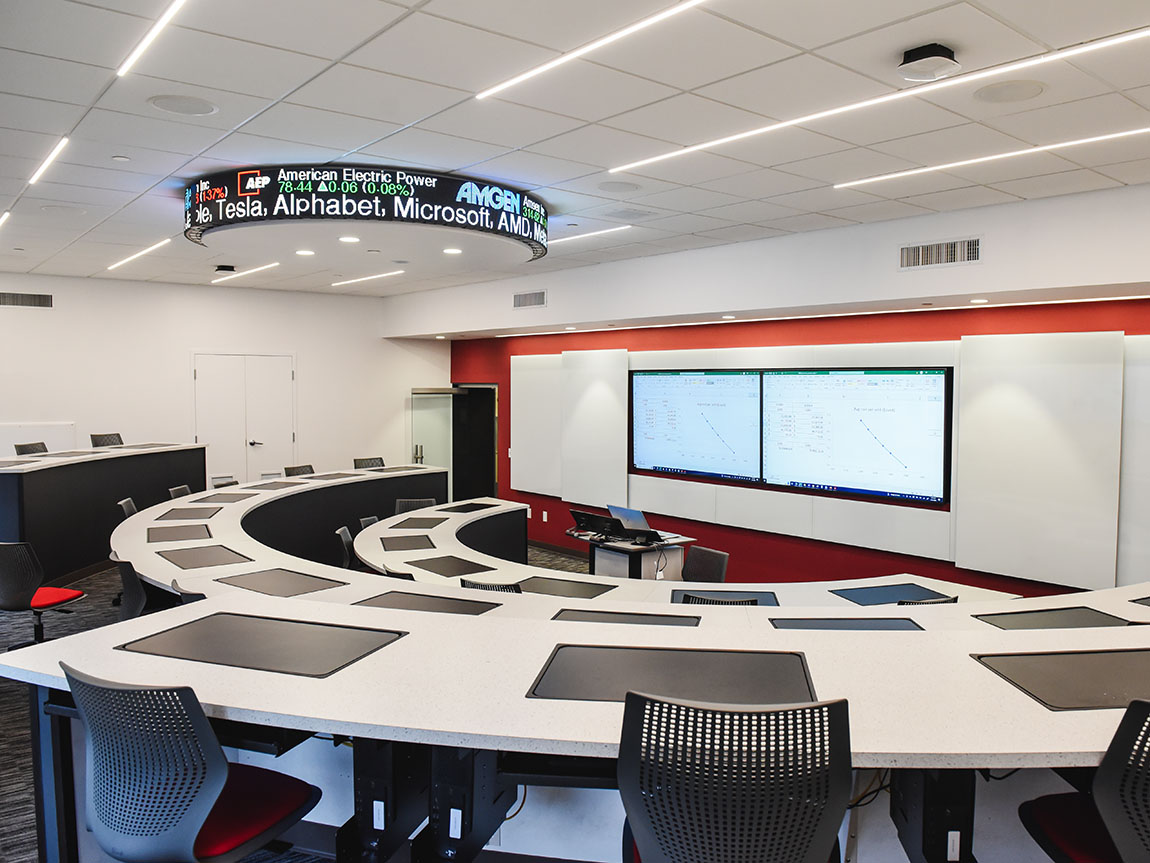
[510,354,563,497]
[560,349,628,507]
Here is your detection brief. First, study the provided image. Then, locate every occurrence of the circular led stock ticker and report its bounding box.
[183,164,549,259]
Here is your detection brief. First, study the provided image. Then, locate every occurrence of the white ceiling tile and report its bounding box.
[710,127,853,168]
[25,182,136,208]
[131,28,329,99]
[348,14,556,93]
[58,138,192,177]
[846,170,972,199]
[570,203,679,225]
[641,212,736,235]
[697,167,821,197]
[709,0,953,50]
[1069,39,1150,91]
[96,74,272,131]
[645,233,729,252]
[777,147,918,184]
[0,94,86,137]
[0,175,24,196]
[497,61,676,123]
[989,168,1124,198]
[804,99,970,146]
[765,186,883,211]
[31,161,161,194]
[241,104,400,152]
[974,0,1150,47]
[695,224,789,243]
[288,65,468,126]
[871,122,1028,164]
[944,150,1080,183]
[75,0,172,15]
[592,10,797,90]
[631,186,742,213]
[985,93,1150,145]
[1128,85,1150,110]
[625,151,757,185]
[419,99,584,148]
[0,49,112,104]
[1054,131,1150,167]
[920,62,1112,120]
[579,242,670,263]
[602,94,768,146]
[700,199,803,223]
[362,128,506,171]
[175,0,408,59]
[549,172,678,200]
[0,0,150,68]
[902,185,1023,210]
[468,151,599,187]
[527,125,674,168]
[1094,157,1150,184]
[822,199,936,222]
[72,109,223,156]
[816,4,1046,91]
[532,189,613,217]
[760,212,858,232]
[698,55,889,121]
[0,128,64,161]
[200,133,345,165]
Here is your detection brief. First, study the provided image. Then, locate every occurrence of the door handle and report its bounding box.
[248,440,264,447]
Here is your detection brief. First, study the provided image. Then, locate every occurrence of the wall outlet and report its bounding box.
[542,511,548,522]
[527,506,532,518]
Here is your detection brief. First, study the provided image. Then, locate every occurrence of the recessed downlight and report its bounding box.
[443,248,462,255]
[565,326,577,330]
[339,236,360,243]
[110,155,132,163]
[970,298,989,304]
[147,94,218,116]
[435,335,446,340]
[295,249,315,256]
[721,315,736,320]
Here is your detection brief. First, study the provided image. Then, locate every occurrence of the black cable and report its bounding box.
[984,768,1021,781]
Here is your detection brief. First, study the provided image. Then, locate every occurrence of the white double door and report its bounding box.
[194,354,296,483]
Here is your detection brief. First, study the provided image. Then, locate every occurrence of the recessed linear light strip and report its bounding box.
[609,24,1150,174]
[331,269,404,287]
[118,0,188,76]
[0,211,10,230]
[107,237,171,270]
[548,225,632,244]
[476,0,707,99]
[28,138,68,184]
[210,262,279,284]
[835,125,1150,188]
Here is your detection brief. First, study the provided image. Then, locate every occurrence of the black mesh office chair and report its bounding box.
[14,441,47,455]
[618,692,851,863]
[395,497,437,515]
[336,527,355,569]
[90,433,123,447]
[111,555,147,622]
[169,485,192,499]
[61,663,320,863]
[0,542,85,648]
[360,516,380,530]
[117,498,138,519]
[680,546,730,583]
[354,457,385,469]
[283,464,314,477]
[679,592,757,605]
[1020,699,1150,863]
[459,579,522,593]
[897,596,959,605]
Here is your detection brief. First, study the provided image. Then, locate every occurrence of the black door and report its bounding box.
[452,386,496,500]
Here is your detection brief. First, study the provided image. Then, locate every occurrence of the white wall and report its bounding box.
[0,272,451,471]
[378,183,1150,337]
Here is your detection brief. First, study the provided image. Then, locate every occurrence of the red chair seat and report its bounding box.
[194,764,316,860]
[30,586,83,609]
[1019,793,1123,863]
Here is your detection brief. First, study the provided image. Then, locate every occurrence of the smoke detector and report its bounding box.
[898,43,961,82]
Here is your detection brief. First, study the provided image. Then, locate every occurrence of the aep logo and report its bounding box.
[237,171,271,196]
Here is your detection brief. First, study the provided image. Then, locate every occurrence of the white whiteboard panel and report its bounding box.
[628,474,717,523]
[510,354,563,496]
[812,495,952,559]
[0,422,76,455]
[561,349,628,507]
[1117,335,1150,586]
[954,332,1123,589]
[715,484,813,538]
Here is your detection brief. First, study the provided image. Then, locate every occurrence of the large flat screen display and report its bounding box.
[631,371,761,482]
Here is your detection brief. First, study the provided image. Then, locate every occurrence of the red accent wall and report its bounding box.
[452,299,1150,598]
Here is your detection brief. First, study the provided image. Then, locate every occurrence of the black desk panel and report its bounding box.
[408,555,496,577]
[456,509,528,565]
[157,506,222,521]
[439,502,497,514]
[529,644,814,703]
[552,609,699,627]
[975,607,1134,630]
[830,583,947,606]
[147,525,212,542]
[671,589,778,606]
[356,592,499,616]
[194,493,257,504]
[975,649,1150,710]
[1131,597,1150,608]
[394,517,448,530]
[216,569,347,597]
[156,545,252,569]
[381,535,435,552]
[771,617,923,631]
[518,577,614,599]
[118,613,403,677]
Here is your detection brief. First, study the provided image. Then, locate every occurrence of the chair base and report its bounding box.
[1018,794,1122,863]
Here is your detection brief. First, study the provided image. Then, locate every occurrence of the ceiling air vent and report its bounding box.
[900,237,980,270]
[513,290,547,309]
[0,292,53,308]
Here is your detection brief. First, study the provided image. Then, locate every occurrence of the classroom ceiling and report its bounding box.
[0,0,1148,296]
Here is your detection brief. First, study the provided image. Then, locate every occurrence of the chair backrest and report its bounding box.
[14,441,47,455]
[381,564,415,581]
[283,464,314,477]
[896,596,958,605]
[395,497,436,515]
[61,663,228,863]
[115,559,147,622]
[90,433,123,447]
[360,515,380,530]
[1093,699,1150,860]
[0,542,45,611]
[354,457,385,469]
[117,498,137,520]
[679,592,756,605]
[618,692,851,863]
[681,546,730,583]
[168,485,191,500]
[336,526,354,569]
[459,579,522,593]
